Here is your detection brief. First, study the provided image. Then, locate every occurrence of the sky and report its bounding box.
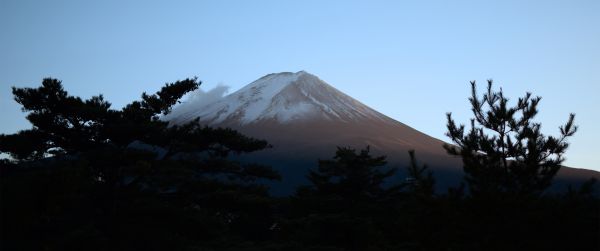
[1,0,599,170]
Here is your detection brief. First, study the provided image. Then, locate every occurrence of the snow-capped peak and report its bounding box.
[167,71,385,125]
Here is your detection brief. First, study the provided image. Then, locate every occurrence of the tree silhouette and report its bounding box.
[2,78,597,250]
[0,78,280,250]
[0,78,277,180]
[305,146,397,200]
[286,146,398,250]
[445,80,577,198]
[403,150,435,197]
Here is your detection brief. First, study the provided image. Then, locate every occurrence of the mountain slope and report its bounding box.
[167,71,450,158]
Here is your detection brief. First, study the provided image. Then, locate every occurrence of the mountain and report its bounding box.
[167,71,599,195]
[167,71,451,160]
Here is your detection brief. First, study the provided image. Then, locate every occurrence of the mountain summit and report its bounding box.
[168,71,387,125]
[167,71,597,195]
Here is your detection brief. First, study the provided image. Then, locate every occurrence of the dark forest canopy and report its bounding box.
[1,78,598,250]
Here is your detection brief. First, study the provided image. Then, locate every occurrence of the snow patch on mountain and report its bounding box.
[232,72,302,123]
[166,71,387,125]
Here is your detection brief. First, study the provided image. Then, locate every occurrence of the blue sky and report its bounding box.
[1,0,598,170]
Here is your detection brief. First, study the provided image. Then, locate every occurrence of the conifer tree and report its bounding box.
[289,146,395,250]
[305,146,397,200]
[0,78,280,250]
[404,150,435,197]
[445,80,577,198]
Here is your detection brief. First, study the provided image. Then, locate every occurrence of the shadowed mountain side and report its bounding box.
[226,119,599,196]
[552,167,600,195]
[227,118,464,195]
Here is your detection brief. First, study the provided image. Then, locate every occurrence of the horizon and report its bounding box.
[1,1,598,171]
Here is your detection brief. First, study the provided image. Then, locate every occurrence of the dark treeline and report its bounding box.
[1,78,598,250]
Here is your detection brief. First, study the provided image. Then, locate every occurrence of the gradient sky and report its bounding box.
[1,0,599,170]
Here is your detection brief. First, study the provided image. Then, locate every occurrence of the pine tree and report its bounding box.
[305,146,397,200]
[404,150,435,197]
[290,146,396,250]
[445,80,577,198]
[0,78,277,180]
[0,78,280,250]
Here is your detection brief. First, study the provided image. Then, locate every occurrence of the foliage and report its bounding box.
[445,80,578,198]
[1,78,598,250]
[403,150,435,197]
[303,146,398,200]
[0,78,279,250]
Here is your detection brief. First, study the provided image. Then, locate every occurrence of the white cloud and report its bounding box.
[165,83,229,120]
